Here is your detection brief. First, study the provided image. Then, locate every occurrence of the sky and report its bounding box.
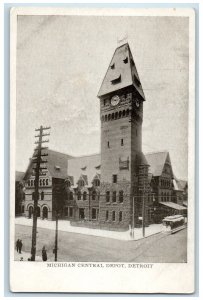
[16,15,189,180]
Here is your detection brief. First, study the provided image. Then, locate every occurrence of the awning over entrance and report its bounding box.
[159,202,187,210]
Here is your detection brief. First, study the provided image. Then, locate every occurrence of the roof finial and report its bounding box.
[117,33,128,46]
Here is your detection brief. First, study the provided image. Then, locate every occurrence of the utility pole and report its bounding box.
[132,196,135,239]
[31,125,50,261]
[142,191,145,238]
[54,213,58,261]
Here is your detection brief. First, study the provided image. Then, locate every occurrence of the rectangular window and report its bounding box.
[112,211,116,222]
[119,191,123,203]
[112,174,117,183]
[112,191,117,203]
[106,191,110,202]
[106,210,109,221]
[107,141,110,148]
[121,139,124,146]
[119,211,123,222]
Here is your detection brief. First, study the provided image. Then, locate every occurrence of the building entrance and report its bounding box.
[79,208,85,220]
[42,206,48,219]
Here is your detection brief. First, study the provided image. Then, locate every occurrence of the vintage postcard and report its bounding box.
[10,7,195,293]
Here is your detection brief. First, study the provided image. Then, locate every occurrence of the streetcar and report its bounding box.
[162,215,186,234]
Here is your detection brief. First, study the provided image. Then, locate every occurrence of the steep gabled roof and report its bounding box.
[97,43,145,100]
[23,149,73,180]
[67,154,101,188]
[145,151,169,177]
[15,171,25,182]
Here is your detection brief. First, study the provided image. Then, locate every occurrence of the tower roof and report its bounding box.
[97,43,145,100]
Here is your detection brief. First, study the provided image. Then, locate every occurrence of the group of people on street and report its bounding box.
[16,239,23,254]
[16,239,48,261]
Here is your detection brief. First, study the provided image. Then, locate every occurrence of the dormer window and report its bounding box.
[110,63,115,69]
[78,179,85,188]
[94,179,100,187]
[66,180,71,188]
[111,75,121,85]
[123,57,128,64]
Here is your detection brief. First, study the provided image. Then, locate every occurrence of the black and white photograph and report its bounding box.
[10,7,195,293]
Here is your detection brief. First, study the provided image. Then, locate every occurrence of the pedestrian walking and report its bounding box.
[42,246,47,262]
[16,239,20,253]
[19,240,23,254]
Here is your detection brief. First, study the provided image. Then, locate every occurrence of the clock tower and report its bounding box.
[97,43,146,229]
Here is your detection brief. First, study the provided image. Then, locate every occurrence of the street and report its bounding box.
[15,224,187,263]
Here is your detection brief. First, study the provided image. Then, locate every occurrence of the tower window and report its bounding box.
[106,210,109,221]
[123,57,128,64]
[106,191,110,202]
[119,190,124,203]
[110,63,115,69]
[107,141,110,148]
[121,139,124,146]
[119,211,123,222]
[112,191,117,203]
[112,174,117,183]
[41,191,44,200]
[111,75,121,85]
[112,211,116,222]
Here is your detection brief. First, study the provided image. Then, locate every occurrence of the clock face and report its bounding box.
[111,95,120,106]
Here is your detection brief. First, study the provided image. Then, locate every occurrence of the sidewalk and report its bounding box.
[15,217,163,241]
[14,250,42,262]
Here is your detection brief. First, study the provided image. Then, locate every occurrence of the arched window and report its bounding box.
[112,191,117,203]
[39,179,42,186]
[119,111,122,118]
[106,191,110,202]
[123,110,126,117]
[112,113,115,120]
[83,191,87,200]
[41,191,44,200]
[28,180,30,187]
[46,179,49,186]
[77,191,81,200]
[126,109,129,116]
[31,180,33,187]
[105,115,107,122]
[115,112,118,119]
[119,190,123,203]
[92,190,96,200]
[108,114,111,121]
